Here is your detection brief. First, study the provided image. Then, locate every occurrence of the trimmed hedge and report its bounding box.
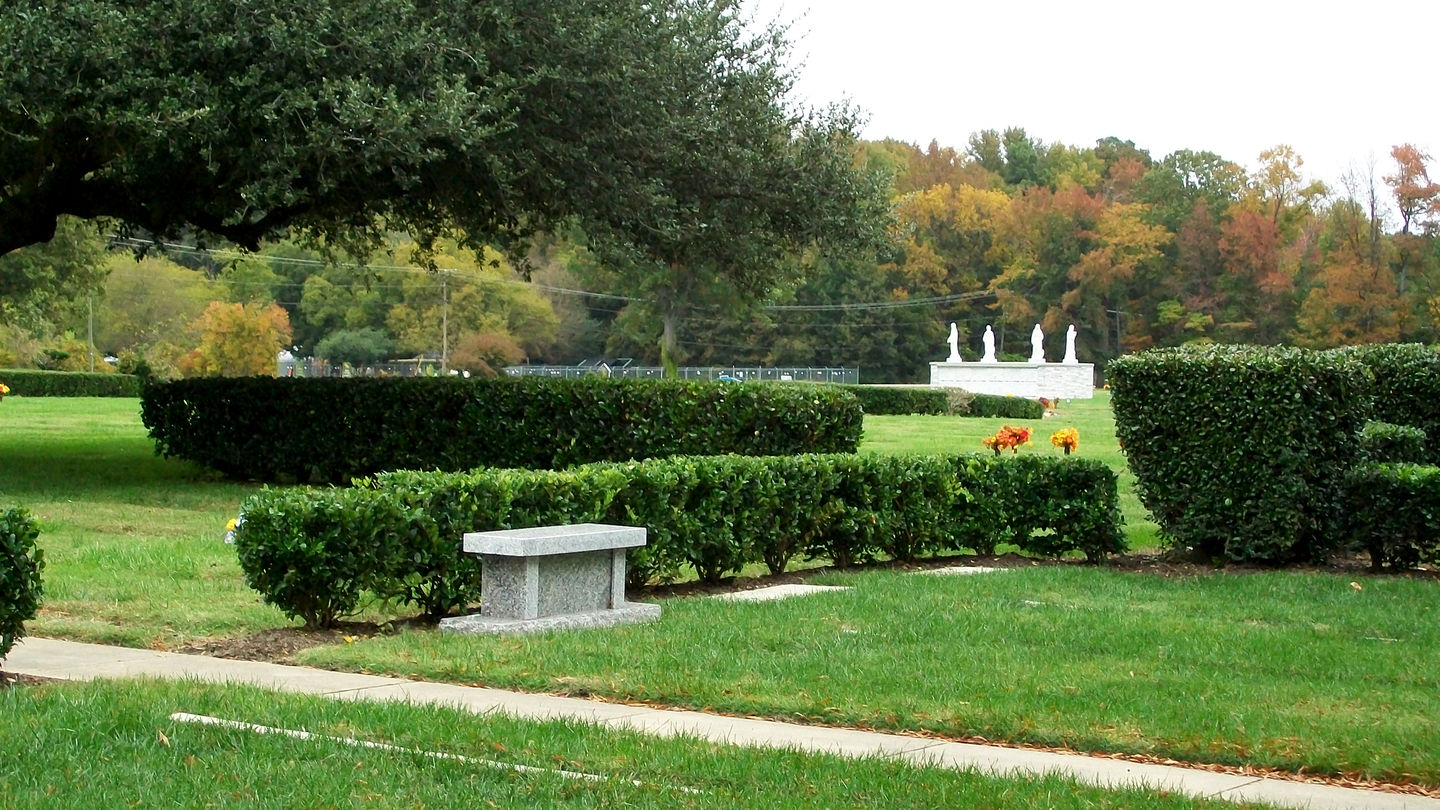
[1345,463,1440,570]
[964,393,1045,419]
[839,385,948,415]
[0,369,141,397]
[1359,422,1429,464]
[0,508,44,659]
[143,377,863,484]
[1109,345,1372,564]
[834,385,1046,419]
[1335,343,1440,461]
[233,453,1125,626]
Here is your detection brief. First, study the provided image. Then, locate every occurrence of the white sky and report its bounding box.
[748,0,1438,193]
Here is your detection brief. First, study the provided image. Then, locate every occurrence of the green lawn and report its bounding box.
[300,566,1440,785]
[0,679,1260,810]
[5,395,1439,787]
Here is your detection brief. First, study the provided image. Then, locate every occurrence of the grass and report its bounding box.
[0,679,1261,809]
[0,397,297,646]
[6,395,1439,787]
[299,566,1440,785]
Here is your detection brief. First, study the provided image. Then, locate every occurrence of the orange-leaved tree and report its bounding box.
[180,301,292,377]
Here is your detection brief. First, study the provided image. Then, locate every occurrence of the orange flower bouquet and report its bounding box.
[982,425,1032,455]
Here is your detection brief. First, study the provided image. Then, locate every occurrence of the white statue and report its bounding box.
[1029,323,1046,363]
[946,322,962,362]
[981,325,997,363]
[1063,324,1079,364]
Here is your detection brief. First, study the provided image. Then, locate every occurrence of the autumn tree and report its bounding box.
[1385,144,1440,317]
[181,301,293,377]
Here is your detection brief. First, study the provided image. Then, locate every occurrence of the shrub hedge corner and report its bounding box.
[0,508,44,659]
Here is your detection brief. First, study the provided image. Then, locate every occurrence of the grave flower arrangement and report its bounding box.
[982,425,1031,455]
[1050,427,1079,455]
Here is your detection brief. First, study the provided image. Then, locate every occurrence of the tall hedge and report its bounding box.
[1334,344,1440,461]
[0,508,44,659]
[1109,345,1372,564]
[0,369,141,397]
[233,453,1125,626]
[142,376,863,483]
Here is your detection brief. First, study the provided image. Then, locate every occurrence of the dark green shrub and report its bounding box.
[1335,344,1440,461]
[235,452,1125,618]
[946,455,1123,560]
[233,488,427,628]
[143,377,863,483]
[963,393,1045,419]
[367,466,629,617]
[1109,345,1371,564]
[1345,463,1440,570]
[1359,422,1429,464]
[0,508,44,659]
[839,385,948,415]
[0,369,141,397]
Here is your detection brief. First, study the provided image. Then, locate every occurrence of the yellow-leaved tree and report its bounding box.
[179,301,292,377]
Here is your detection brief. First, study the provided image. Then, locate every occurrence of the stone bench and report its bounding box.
[438,523,661,636]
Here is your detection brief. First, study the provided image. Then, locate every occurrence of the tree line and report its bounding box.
[2,3,1436,381]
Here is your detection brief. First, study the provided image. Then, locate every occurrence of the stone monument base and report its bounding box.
[930,362,1094,400]
[439,602,661,636]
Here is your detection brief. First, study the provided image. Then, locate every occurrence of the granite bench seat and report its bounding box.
[438,523,660,636]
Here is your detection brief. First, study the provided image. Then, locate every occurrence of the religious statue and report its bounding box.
[946,322,961,362]
[1029,323,1045,363]
[1063,324,1079,364]
[981,325,997,363]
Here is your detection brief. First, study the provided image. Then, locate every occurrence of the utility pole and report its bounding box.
[87,295,95,372]
[441,271,449,373]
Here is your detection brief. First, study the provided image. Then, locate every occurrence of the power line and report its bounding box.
[108,236,992,313]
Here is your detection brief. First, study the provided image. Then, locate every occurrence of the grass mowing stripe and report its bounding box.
[169,712,696,792]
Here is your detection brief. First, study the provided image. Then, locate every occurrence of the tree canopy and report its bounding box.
[1,0,876,264]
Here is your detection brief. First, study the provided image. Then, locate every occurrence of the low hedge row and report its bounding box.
[143,377,863,484]
[1345,463,1440,570]
[811,385,1045,419]
[0,508,44,659]
[234,453,1124,627]
[965,393,1046,419]
[1109,345,1372,564]
[839,385,948,415]
[0,369,141,397]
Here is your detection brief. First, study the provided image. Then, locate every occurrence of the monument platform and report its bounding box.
[929,361,1094,400]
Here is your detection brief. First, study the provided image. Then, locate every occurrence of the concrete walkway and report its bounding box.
[6,637,1437,810]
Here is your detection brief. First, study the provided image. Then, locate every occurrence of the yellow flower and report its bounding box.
[1050,427,1080,453]
[0,382,10,397]
[225,518,238,532]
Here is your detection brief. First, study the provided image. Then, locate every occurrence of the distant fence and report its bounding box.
[504,365,860,384]
[277,359,442,378]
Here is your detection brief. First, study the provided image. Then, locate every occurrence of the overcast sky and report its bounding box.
[748,0,1437,193]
